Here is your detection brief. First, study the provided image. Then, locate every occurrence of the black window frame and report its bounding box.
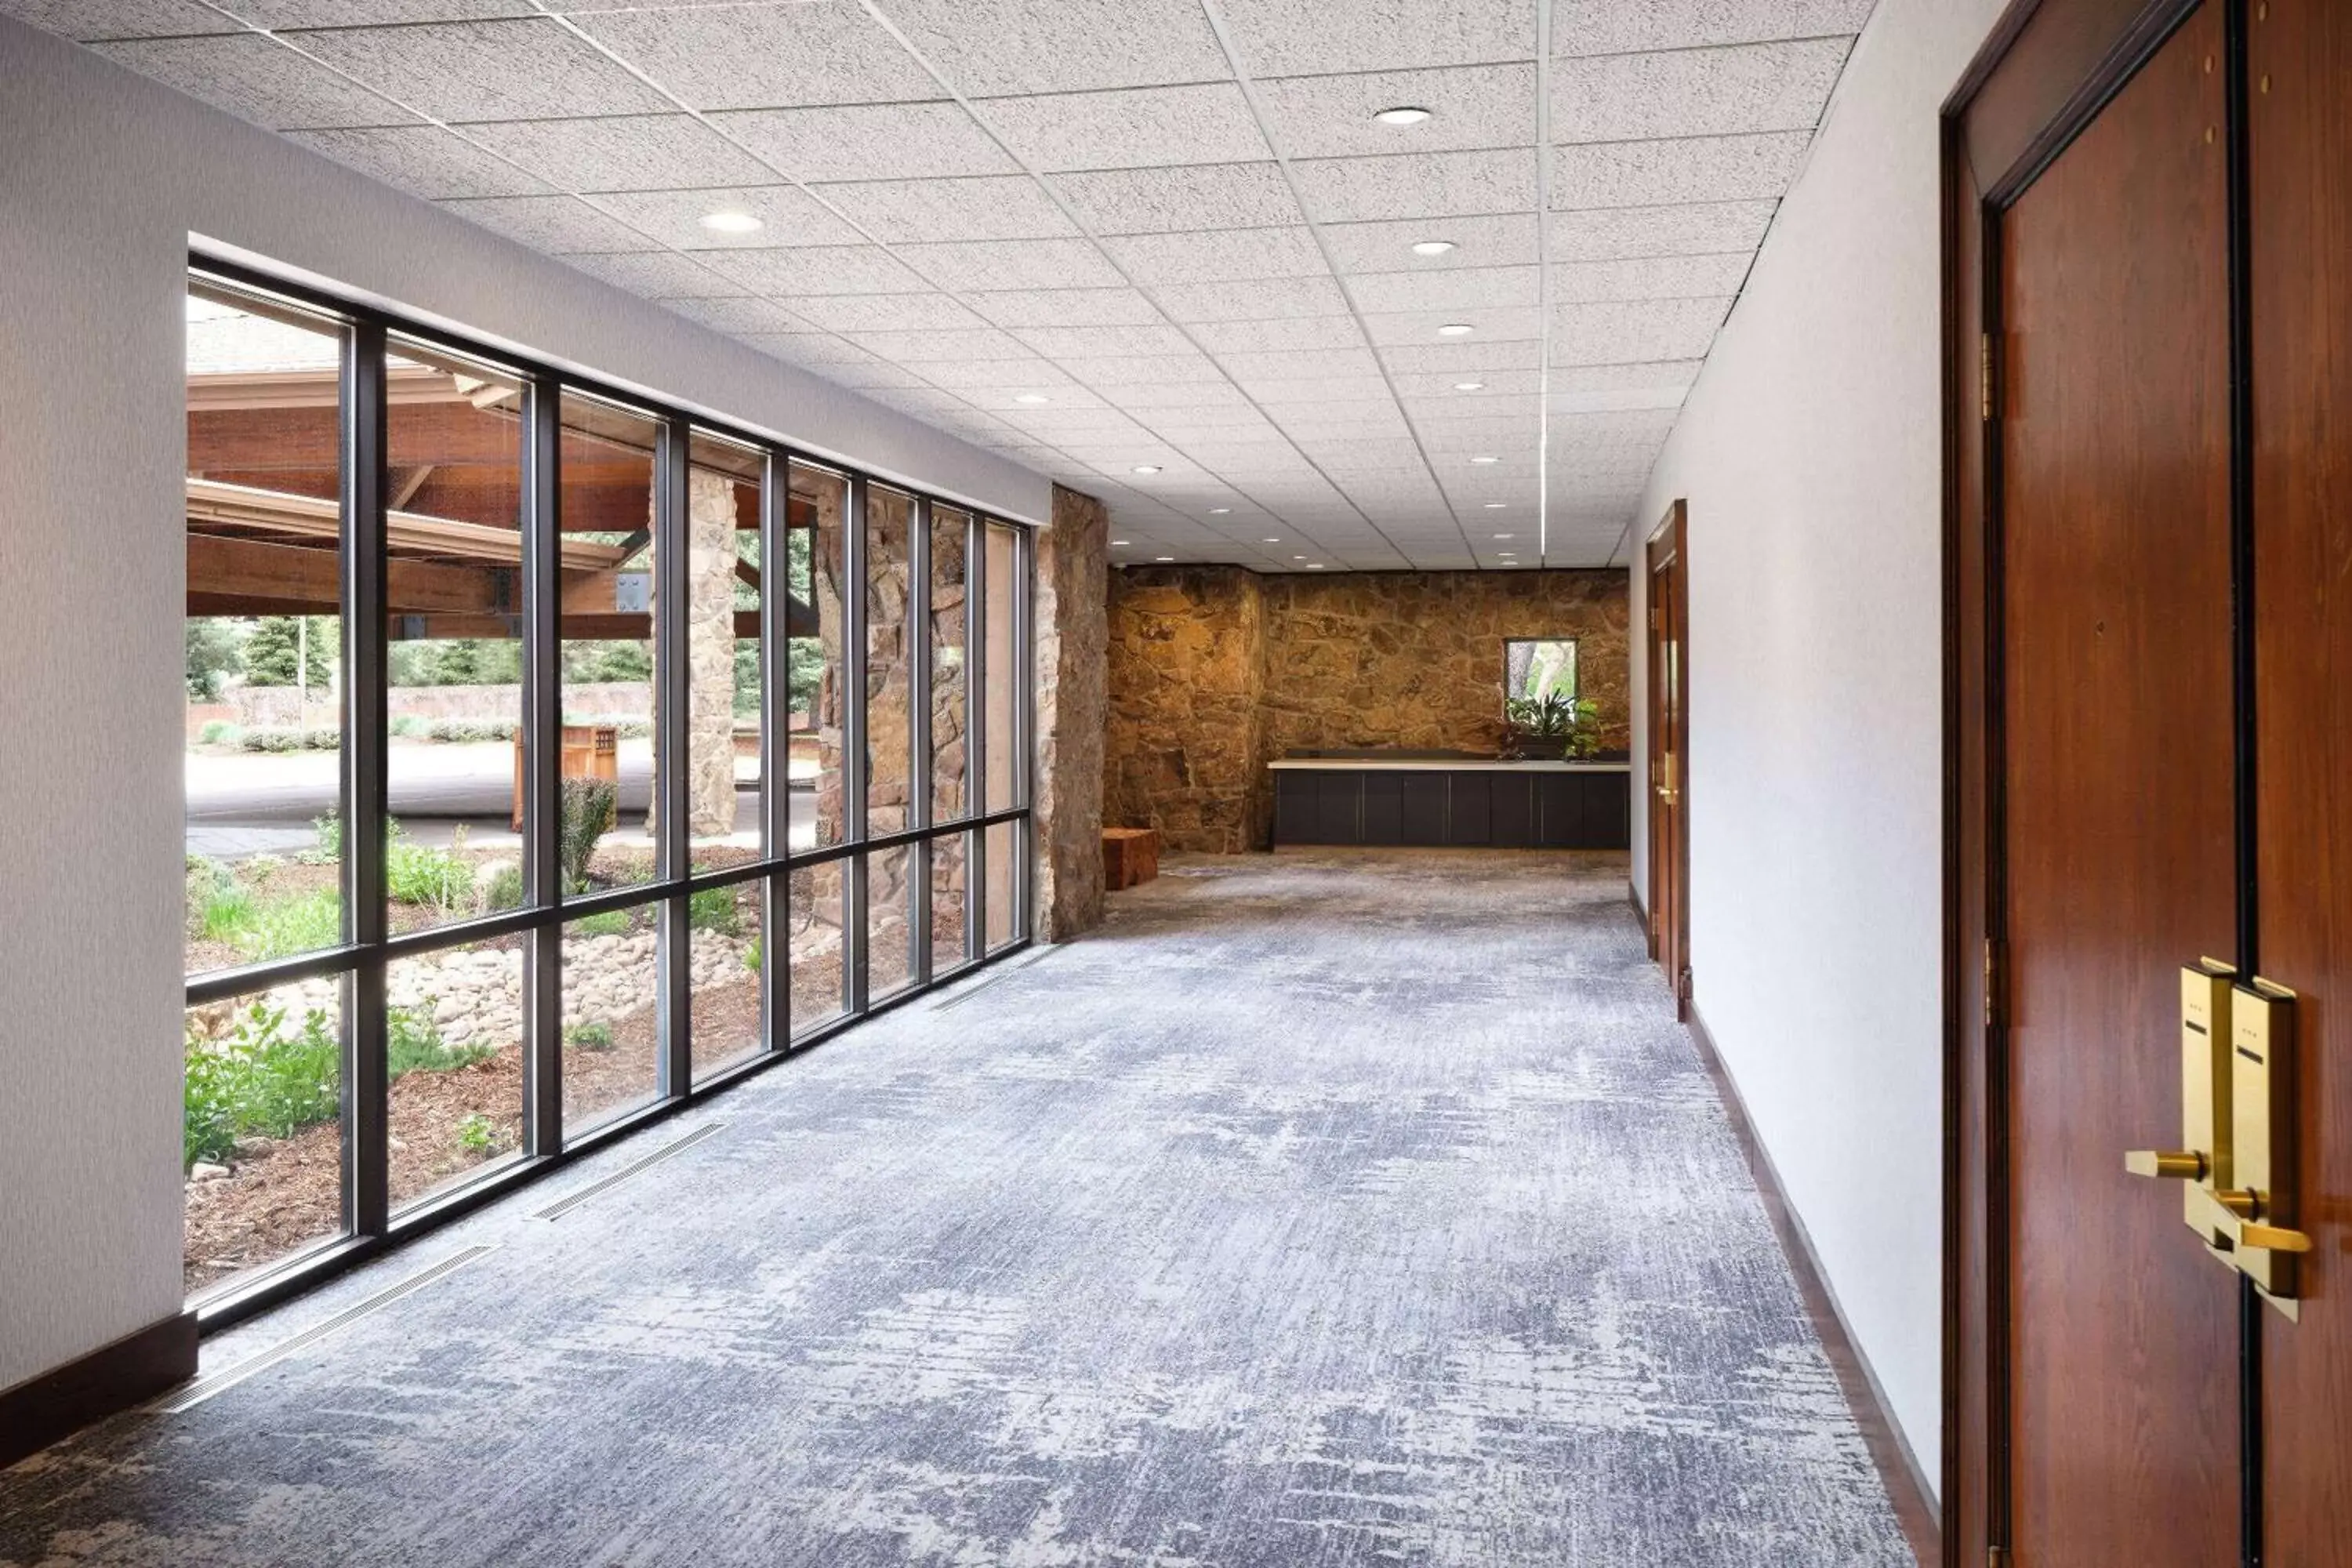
[182,256,1038,1330]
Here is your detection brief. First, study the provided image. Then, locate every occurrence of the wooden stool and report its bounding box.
[1102,827,1160,891]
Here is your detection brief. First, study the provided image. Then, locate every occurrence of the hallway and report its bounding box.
[0,854,1907,1567]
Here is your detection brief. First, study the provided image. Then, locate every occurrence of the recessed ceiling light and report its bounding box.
[1494,532,1515,539]
[1410,239,1456,257]
[1014,393,1051,405]
[1483,502,1506,509]
[1262,536,1280,543]
[1111,539,1130,546]
[1293,555,1308,561]
[1437,323,1474,337]
[1373,105,1433,127]
[1470,455,1499,465]
[1454,380,1485,391]
[1155,555,1174,561]
[699,209,763,234]
[1207,506,1231,514]
[1132,464,1161,474]
[1306,563,1327,569]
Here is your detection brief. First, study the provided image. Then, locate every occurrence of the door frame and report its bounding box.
[1941,2,2230,1565]
[1646,499,1690,1018]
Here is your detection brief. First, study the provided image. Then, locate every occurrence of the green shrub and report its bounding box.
[183,1003,339,1169]
[564,1020,615,1051]
[389,714,428,738]
[688,884,740,935]
[559,777,618,893]
[235,888,343,961]
[456,1112,499,1155]
[481,862,525,913]
[572,909,630,938]
[424,718,518,743]
[186,857,250,942]
[238,727,341,753]
[742,935,761,974]
[387,1002,495,1077]
[195,720,241,746]
[307,812,343,864]
[387,836,476,911]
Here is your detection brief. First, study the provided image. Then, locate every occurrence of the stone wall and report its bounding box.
[1033,485,1108,940]
[1105,566,1630,853]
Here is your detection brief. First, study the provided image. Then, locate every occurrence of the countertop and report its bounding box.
[1267,757,1632,773]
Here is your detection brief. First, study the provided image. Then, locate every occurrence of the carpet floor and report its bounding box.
[0,850,1912,1566]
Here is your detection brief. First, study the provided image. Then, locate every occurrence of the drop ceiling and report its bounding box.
[5,0,1877,571]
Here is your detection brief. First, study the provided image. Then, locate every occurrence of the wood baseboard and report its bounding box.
[1684,1004,1942,1567]
[0,1311,196,1471]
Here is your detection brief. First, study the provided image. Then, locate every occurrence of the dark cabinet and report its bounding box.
[1269,768,1629,850]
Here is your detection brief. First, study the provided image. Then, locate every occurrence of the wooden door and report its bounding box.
[1951,0,2352,1560]
[1998,7,2238,1560]
[1647,502,1688,1014]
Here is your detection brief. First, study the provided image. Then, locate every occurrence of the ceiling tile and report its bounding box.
[1255,64,1534,159]
[811,175,1077,242]
[1552,0,1874,56]
[1218,347,1383,382]
[440,194,659,253]
[590,185,867,249]
[1220,0,1533,74]
[893,237,1123,290]
[1291,148,1536,223]
[1189,316,1367,354]
[1246,376,1393,405]
[234,1,535,20]
[1554,252,1752,301]
[1550,384,1689,413]
[1553,131,1811,209]
[1098,385,1259,413]
[704,243,929,294]
[845,326,1033,361]
[973,83,1269,172]
[0,1,240,37]
[779,292,986,331]
[1345,264,1540,312]
[1552,295,1730,362]
[570,2,935,112]
[1390,367,1544,397]
[1361,304,1541,344]
[294,19,669,122]
[868,0,1229,95]
[1549,198,1777,260]
[1552,37,1850,142]
[1104,227,1330,285]
[1377,339,1542,372]
[710,101,1014,183]
[89,34,416,130]
[564,250,747,297]
[917,358,1073,390]
[1057,354,1229,386]
[964,288,1163,328]
[1406,392,1541,421]
[287,125,550,200]
[1053,163,1301,236]
[659,296,810,332]
[1151,273,1350,322]
[1013,322,1201,358]
[1552,358,1702,392]
[466,114,772,191]
[1319,212,1539,271]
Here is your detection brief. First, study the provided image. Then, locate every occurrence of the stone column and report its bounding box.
[684,467,739,838]
[1033,485,1109,941]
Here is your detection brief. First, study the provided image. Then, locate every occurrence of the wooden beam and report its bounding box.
[187,477,628,569]
[187,532,507,615]
[390,465,435,510]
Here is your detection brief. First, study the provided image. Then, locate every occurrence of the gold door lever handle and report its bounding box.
[2126,1149,2209,1181]
[2236,1222,2314,1255]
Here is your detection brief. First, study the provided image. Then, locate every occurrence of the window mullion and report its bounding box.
[758,449,787,1053]
[843,473,870,1016]
[964,506,985,964]
[909,495,932,988]
[655,416,693,1097]
[342,317,390,1239]
[521,375,564,1156]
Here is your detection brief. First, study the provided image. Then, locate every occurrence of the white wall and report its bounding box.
[0,16,1047,1395]
[1625,0,2005,1498]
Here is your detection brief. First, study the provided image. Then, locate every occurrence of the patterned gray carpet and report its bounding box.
[1,851,1911,1566]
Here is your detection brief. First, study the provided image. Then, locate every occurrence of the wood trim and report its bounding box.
[1646,499,1691,1014]
[1687,1004,1941,1566]
[0,1311,196,1470]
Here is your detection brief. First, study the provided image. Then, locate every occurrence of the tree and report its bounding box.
[185,619,245,700]
[244,615,336,690]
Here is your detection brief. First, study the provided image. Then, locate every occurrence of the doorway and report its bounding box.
[1646,500,1690,1018]
[1945,2,2351,1563]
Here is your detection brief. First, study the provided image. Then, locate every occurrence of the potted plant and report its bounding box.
[1503,693,1603,760]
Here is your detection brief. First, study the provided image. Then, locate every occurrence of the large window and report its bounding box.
[182,265,1035,1312]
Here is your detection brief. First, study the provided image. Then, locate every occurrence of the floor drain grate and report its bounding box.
[930,948,1057,1012]
[532,1122,726,1221]
[151,1245,498,1414]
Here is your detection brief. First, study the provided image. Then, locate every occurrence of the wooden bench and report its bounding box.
[1102,827,1160,891]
